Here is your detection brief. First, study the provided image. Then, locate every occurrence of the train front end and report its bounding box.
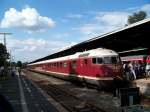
[90,49,123,89]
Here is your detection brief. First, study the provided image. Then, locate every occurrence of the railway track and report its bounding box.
[37,80,106,112]
[24,70,121,112]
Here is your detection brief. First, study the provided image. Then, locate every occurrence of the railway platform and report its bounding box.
[0,71,67,112]
[131,78,150,108]
[132,77,150,96]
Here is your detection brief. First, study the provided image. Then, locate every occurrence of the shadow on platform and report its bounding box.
[0,93,14,112]
[0,74,22,112]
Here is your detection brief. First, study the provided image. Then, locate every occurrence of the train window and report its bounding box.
[92,58,102,64]
[103,56,119,64]
[111,57,117,64]
[111,57,118,64]
[97,58,102,64]
[92,58,96,64]
[72,60,76,68]
[73,60,76,64]
[103,57,111,64]
[60,62,62,67]
[63,62,67,67]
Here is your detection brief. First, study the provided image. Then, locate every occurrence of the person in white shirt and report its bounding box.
[145,63,150,79]
[128,62,136,80]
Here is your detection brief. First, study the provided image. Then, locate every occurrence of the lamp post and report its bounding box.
[0,33,12,47]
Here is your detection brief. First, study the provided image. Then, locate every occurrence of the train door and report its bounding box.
[70,60,77,74]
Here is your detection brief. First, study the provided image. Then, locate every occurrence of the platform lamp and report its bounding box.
[0,32,12,75]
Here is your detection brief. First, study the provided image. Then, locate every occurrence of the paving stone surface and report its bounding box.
[0,72,59,112]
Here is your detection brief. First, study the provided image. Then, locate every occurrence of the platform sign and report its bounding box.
[120,87,140,107]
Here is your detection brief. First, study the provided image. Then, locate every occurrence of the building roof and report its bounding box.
[30,18,150,64]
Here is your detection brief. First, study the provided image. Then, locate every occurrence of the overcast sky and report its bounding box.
[0,0,150,62]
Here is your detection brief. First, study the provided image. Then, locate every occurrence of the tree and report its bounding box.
[127,11,147,25]
[11,62,17,67]
[0,43,9,67]
[22,62,28,68]
[17,61,22,67]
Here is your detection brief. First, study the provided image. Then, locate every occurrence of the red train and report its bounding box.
[28,48,123,88]
[121,55,150,63]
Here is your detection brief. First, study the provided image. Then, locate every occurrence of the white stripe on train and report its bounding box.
[33,69,114,81]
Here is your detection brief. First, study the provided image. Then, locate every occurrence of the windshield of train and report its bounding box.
[92,56,120,64]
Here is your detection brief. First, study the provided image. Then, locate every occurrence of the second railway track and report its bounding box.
[38,80,106,112]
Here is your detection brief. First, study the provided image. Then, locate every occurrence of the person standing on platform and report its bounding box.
[123,61,130,80]
[134,61,140,79]
[145,63,150,79]
[18,67,21,75]
[11,67,16,77]
[128,61,136,80]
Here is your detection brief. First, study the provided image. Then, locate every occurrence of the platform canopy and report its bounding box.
[30,18,150,63]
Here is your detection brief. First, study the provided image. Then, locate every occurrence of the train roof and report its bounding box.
[28,48,118,65]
